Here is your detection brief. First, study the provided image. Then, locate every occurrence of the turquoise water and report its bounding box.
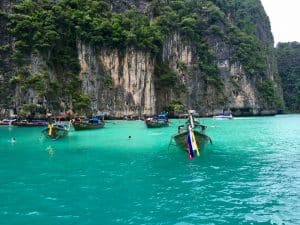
[0,115,299,224]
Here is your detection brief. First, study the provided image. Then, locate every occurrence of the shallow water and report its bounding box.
[0,115,299,224]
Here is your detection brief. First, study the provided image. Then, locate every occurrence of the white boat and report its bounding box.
[0,118,16,125]
[213,113,233,119]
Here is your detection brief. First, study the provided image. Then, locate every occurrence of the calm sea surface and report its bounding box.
[0,115,299,225]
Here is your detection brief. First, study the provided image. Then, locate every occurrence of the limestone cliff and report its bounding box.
[157,31,280,116]
[78,43,156,117]
[0,0,15,115]
[276,42,300,112]
[0,0,284,118]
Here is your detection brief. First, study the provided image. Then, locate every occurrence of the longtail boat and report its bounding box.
[145,113,169,128]
[72,116,105,131]
[13,119,48,127]
[42,121,71,140]
[172,128,211,150]
[171,111,212,159]
[0,118,16,125]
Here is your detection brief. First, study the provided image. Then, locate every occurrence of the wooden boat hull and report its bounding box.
[145,121,169,128]
[72,121,105,131]
[172,130,211,151]
[42,126,69,140]
[145,113,169,128]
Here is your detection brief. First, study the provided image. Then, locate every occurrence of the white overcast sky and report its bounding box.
[261,0,300,45]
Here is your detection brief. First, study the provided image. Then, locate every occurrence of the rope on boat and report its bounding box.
[208,136,213,144]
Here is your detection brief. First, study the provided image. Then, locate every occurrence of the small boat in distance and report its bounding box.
[213,112,233,119]
[145,112,169,128]
[42,121,71,140]
[72,116,105,131]
[12,119,48,127]
[0,118,16,125]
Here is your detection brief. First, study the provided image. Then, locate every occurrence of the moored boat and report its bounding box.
[145,113,169,128]
[42,121,71,140]
[72,116,105,131]
[172,129,211,151]
[213,112,233,119]
[170,111,212,159]
[13,119,48,127]
[0,118,16,125]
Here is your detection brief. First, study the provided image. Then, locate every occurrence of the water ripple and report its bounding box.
[0,116,299,224]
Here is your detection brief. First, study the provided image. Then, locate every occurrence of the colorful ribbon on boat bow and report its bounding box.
[187,125,199,160]
[48,123,53,136]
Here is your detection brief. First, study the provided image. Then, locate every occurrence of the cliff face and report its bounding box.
[78,43,156,117]
[0,0,284,117]
[159,31,280,116]
[161,32,259,115]
[0,0,15,115]
[79,30,275,117]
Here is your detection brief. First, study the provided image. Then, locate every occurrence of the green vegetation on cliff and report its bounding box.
[0,6,12,109]
[8,0,165,113]
[2,0,280,114]
[277,42,300,112]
